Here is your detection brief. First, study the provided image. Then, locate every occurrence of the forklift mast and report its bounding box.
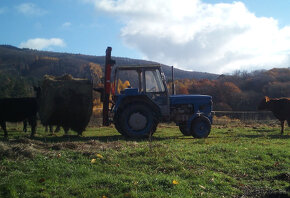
[103,47,115,126]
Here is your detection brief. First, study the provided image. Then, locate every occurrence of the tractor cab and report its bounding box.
[112,65,170,118]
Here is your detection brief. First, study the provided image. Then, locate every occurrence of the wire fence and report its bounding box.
[213,111,277,125]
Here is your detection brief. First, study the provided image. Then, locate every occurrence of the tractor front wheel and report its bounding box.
[179,122,191,136]
[119,103,158,138]
[191,115,211,138]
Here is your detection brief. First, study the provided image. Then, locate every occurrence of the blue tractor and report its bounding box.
[97,47,213,138]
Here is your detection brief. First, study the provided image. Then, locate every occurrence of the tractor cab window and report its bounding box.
[145,69,165,93]
[115,69,143,94]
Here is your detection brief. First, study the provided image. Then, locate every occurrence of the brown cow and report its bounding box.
[258,96,290,134]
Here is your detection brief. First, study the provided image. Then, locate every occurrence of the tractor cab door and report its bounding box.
[144,69,170,118]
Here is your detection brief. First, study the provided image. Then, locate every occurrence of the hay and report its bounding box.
[39,75,93,135]
[0,141,36,159]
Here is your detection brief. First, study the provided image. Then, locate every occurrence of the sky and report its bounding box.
[1,0,290,74]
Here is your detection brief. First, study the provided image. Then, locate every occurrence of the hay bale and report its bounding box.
[39,74,93,135]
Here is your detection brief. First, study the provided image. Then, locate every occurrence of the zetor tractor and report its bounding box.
[96,47,213,138]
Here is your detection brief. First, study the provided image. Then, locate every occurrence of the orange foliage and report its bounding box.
[173,78,244,111]
[89,62,102,78]
[116,80,131,94]
[40,56,59,61]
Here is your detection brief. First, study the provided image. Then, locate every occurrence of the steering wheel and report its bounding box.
[148,87,157,92]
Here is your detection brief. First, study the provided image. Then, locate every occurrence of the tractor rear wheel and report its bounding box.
[191,115,211,138]
[118,103,158,138]
[114,112,126,136]
[179,122,191,136]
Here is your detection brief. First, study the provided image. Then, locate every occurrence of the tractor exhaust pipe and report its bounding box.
[171,66,175,95]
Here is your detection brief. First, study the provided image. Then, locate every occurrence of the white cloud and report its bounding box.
[19,38,66,50]
[62,22,72,27]
[16,3,47,16]
[91,0,290,74]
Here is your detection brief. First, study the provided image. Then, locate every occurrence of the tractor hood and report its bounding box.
[169,95,212,105]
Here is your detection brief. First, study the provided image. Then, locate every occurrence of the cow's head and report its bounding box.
[258,96,270,110]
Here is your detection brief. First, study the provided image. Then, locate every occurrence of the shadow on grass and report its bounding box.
[0,134,187,143]
[35,134,190,143]
[236,133,290,139]
[33,135,136,143]
[3,131,287,143]
[252,129,275,133]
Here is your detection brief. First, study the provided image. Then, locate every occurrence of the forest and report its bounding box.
[173,68,290,111]
[0,45,289,111]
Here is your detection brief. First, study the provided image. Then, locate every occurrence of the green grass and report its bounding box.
[0,124,289,198]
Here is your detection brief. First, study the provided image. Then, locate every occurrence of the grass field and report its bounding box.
[0,123,289,198]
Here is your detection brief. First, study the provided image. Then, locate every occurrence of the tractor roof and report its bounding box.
[115,64,162,70]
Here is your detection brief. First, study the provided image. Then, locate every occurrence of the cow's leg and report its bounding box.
[0,121,8,138]
[28,116,37,138]
[55,126,60,133]
[280,120,285,135]
[23,120,27,132]
[49,125,54,134]
[63,127,69,135]
[77,130,83,136]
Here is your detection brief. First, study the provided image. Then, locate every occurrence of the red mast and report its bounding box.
[103,47,115,126]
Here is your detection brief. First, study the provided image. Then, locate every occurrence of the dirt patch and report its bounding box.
[263,192,290,198]
[0,138,128,159]
[274,173,290,182]
[240,186,289,198]
[0,142,12,158]
[50,144,62,151]
[0,140,37,159]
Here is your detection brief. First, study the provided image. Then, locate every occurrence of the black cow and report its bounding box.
[258,96,290,134]
[0,98,38,138]
[45,125,61,133]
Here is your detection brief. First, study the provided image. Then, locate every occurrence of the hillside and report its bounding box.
[0,45,218,81]
[1,45,289,111]
[0,45,101,80]
[173,68,290,110]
